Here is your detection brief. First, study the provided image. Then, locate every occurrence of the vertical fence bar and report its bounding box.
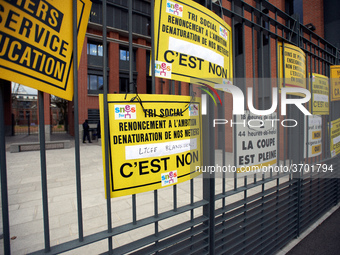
[282,41,286,167]
[132,195,137,224]
[267,11,273,179]
[173,185,177,211]
[171,81,177,212]
[102,0,113,253]
[259,4,265,250]
[130,0,138,225]
[203,95,215,255]
[189,83,194,250]
[154,190,159,250]
[252,10,257,183]
[306,54,310,164]
[38,91,50,252]
[0,83,10,255]
[275,10,280,179]
[231,0,237,191]
[151,0,155,94]
[154,190,158,221]
[328,64,332,159]
[296,18,302,237]
[72,0,84,242]
[260,1,265,111]
[129,0,134,93]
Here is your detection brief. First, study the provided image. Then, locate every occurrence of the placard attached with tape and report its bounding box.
[153,0,233,85]
[0,0,92,100]
[99,94,202,198]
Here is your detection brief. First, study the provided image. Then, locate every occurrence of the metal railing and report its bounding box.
[0,0,339,254]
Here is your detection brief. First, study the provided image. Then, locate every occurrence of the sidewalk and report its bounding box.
[1,134,208,254]
[286,206,340,255]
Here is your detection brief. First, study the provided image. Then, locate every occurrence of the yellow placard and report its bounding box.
[311,73,329,115]
[0,0,92,101]
[312,131,321,139]
[99,94,202,198]
[311,144,322,155]
[330,65,340,101]
[153,0,233,85]
[330,118,340,157]
[278,42,306,93]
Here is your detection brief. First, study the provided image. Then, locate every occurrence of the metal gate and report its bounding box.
[0,0,339,254]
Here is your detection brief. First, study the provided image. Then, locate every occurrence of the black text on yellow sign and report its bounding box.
[311,73,329,115]
[278,42,306,95]
[312,131,321,139]
[153,0,233,85]
[330,65,340,101]
[99,94,202,198]
[312,144,321,155]
[0,0,92,100]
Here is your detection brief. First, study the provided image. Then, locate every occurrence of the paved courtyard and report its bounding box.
[1,134,210,254]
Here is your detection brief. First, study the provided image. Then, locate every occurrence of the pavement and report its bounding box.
[287,207,340,255]
[1,133,209,254]
[0,133,339,254]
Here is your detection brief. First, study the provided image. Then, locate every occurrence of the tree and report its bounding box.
[51,96,68,132]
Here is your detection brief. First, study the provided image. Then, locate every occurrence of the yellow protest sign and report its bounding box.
[153,0,233,85]
[330,118,340,157]
[0,0,92,101]
[311,73,329,115]
[278,42,306,92]
[99,94,202,198]
[330,65,340,101]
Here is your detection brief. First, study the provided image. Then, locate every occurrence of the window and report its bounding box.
[120,77,130,93]
[120,49,130,61]
[119,73,136,93]
[285,0,303,23]
[19,111,24,120]
[87,74,103,94]
[87,43,103,56]
[119,48,136,71]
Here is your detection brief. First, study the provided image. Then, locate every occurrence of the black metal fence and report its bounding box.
[0,0,339,254]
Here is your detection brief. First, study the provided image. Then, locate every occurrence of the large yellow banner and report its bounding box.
[99,94,202,198]
[311,73,329,115]
[330,65,340,101]
[153,0,233,85]
[278,42,306,91]
[330,118,340,157]
[0,0,92,100]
